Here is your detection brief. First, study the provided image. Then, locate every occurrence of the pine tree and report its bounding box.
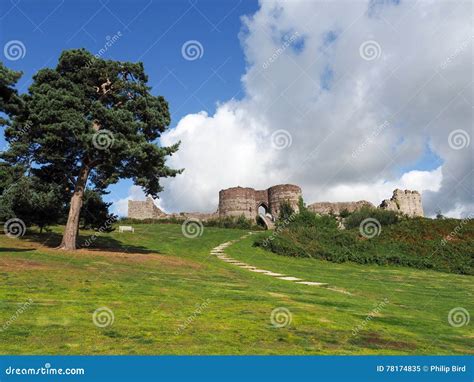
[1,49,181,249]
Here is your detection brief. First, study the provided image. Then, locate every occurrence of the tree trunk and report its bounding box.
[58,164,90,250]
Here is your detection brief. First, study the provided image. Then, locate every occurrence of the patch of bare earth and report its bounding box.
[0,258,51,271]
[351,331,417,351]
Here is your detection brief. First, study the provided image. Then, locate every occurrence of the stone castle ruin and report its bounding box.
[128,184,423,227]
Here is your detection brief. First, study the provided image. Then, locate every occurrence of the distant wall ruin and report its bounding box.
[308,189,424,217]
[308,200,374,215]
[128,198,217,221]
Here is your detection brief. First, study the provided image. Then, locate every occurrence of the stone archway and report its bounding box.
[256,202,274,229]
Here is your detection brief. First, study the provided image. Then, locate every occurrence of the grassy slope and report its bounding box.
[255,216,474,274]
[0,224,472,355]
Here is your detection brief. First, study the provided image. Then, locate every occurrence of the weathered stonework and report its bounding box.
[128,198,218,221]
[218,184,302,221]
[127,185,424,224]
[308,200,374,215]
[379,189,424,217]
[128,197,166,219]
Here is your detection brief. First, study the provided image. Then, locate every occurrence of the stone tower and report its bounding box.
[218,184,302,222]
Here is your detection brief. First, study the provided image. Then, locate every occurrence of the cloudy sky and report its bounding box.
[155,0,473,218]
[1,0,472,218]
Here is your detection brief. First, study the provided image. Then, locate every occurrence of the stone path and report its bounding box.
[210,234,329,288]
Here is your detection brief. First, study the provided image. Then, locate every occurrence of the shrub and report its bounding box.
[339,208,351,218]
[344,206,399,229]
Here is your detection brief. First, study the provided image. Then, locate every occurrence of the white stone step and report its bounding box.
[277,276,302,281]
[296,281,327,286]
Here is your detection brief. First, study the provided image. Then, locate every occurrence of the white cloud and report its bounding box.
[118,0,472,218]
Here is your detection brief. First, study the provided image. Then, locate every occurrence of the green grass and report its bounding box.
[0,223,472,355]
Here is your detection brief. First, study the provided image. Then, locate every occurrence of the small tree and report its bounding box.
[0,176,64,232]
[1,49,181,249]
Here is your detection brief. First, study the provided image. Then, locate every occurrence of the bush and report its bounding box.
[344,206,400,229]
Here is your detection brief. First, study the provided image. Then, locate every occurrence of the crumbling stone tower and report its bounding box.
[379,189,424,217]
[128,197,166,219]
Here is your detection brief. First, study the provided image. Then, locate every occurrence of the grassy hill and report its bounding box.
[254,211,473,275]
[0,223,472,355]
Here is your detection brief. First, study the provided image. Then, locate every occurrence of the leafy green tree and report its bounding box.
[0,176,64,232]
[80,189,116,231]
[1,49,181,249]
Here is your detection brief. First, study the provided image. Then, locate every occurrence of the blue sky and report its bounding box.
[0,0,258,205]
[1,0,471,218]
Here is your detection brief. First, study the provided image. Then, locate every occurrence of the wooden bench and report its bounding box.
[118,226,134,233]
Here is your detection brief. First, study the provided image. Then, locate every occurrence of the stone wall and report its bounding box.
[379,189,424,217]
[308,200,374,215]
[128,198,217,221]
[128,197,166,219]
